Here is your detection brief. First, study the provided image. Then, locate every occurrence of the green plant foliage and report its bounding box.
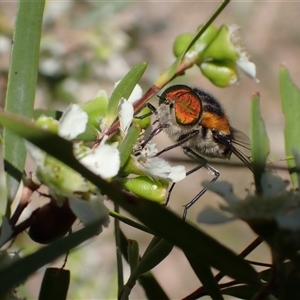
[38,268,70,300]
[3,1,300,299]
[280,65,300,188]
[250,93,270,192]
[3,0,45,213]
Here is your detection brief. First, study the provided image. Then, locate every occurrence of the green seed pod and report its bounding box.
[36,155,90,197]
[173,33,194,57]
[200,60,238,87]
[133,106,152,130]
[118,176,168,203]
[201,25,239,62]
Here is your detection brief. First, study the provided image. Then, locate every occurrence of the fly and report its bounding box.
[138,84,252,219]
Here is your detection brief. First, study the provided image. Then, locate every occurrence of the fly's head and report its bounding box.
[156,85,203,141]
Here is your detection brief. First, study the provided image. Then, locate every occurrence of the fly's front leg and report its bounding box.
[134,102,157,120]
[155,130,199,157]
[182,147,220,220]
[133,103,166,151]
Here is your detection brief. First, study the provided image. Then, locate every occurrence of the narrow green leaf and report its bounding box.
[119,124,141,167]
[0,110,262,288]
[280,65,300,188]
[127,239,139,273]
[0,221,101,296]
[38,268,70,300]
[109,210,153,235]
[138,272,169,300]
[119,230,169,300]
[122,240,173,299]
[250,93,270,192]
[3,0,45,208]
[136,239,174,276]
[184,250,223,300]
[103,62,147,128]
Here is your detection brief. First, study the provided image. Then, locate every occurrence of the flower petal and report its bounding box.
[197,206,236,224]
[80,142,120,179]
[118,98,134,135]
[68,196,109,235]
[135,156,186,182]
[58,104,88,140]
[128,84,143,104]
[236,58,259,82]
[114,81,143,104]
[203,181,240,204]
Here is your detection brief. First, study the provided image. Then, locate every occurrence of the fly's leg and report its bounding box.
[164,163,205,207]
[140,126,164,149]
[134,103,157,120]
[155,130,199,156]
[182,147,220,220]
[133,103,166,150]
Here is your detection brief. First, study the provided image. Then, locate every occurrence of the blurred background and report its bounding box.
[0,1,299,299]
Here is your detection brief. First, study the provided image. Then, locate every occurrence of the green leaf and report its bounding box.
[3,0,45,209]
[127,239,139,273]
[138,272,169,300]
[0,221,102,297]
[280,65,300,188]
[0,109,262,288]
[250,93,270,193]
[184,250,223,300]
[119,124,141,167]
[119,231,169,300]
[38,268,70,300]
[121,239,173,299]
[103,62,147,128]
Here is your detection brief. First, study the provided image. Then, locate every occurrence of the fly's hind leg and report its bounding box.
[164,163,205,207]
[182,147,220,220]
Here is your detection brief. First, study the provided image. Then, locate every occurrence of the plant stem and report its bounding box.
[114,203,124,292]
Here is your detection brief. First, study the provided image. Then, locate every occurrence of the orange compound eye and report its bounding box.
[160,85,203,126]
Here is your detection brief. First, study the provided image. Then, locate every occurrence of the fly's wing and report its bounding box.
[215,127,253,172]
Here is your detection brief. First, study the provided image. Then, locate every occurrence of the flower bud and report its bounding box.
[35,116,59,133]
[132,106,152,130]
[173,33,194,57]
[36,155,90,197]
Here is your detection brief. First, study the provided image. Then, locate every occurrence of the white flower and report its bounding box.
[68,194,109,235]
[133,141,186,183]
[118,98,134,136]
[78,135,120,179]
[58,104,88,140]
[228,25,259,83]
[114,81,142,105]
[117,83,143,137]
